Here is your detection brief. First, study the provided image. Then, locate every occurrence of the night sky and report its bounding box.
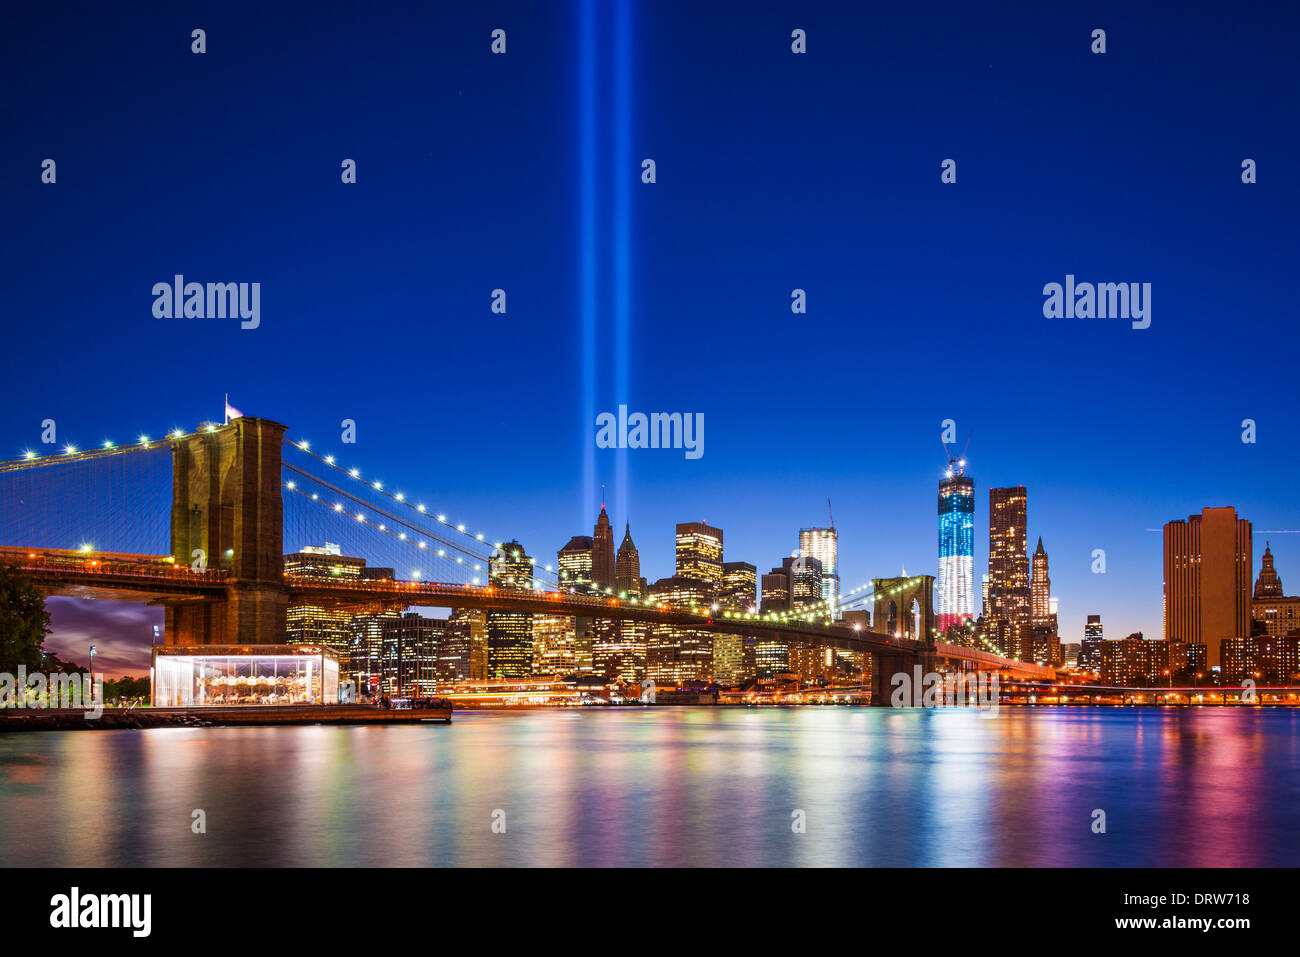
[3,1,1298,675]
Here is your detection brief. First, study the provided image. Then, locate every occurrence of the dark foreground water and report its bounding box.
[1,707,1298,867]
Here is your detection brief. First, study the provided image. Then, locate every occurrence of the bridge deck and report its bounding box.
[3,547,1050,676]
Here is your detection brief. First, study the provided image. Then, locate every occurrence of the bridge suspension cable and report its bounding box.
[282,436,606,595]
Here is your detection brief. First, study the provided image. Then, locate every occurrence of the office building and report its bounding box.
[487,540,535,677]
[988,487,1031,660]
[799,527,840,619]
[1251,543,1300,638]
[591,505,616,590]
[936,468,976,631]
[558,535,594,592]
[675,522,724,593]
[1163,506,1252,668]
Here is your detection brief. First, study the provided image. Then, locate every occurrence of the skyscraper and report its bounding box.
[1079,614,1103,671]
[937,467,976,631]
[720,561,757,612]
[675,522,724,593]
[557,535,593,592]
[591,506,616,590]
[761,568,790,611]
[594,523,648,682]
[799,527,839,618]
[645,576,714,683]
[785,554,823,613]
[988,486,1030,658]
[1164,507,1252,668]
[615,524,641,598]
[1255,543,1284,598]
[284,543,368,675]
[757,566,791,675]
[1031,537,1051,624]
[379,612,443,697]
[531,613,579,676]
[487,540,535,677]
[1251,544,1300,637]
[439,608,487,682]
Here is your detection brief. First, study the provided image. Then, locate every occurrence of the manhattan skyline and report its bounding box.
[4,1,1298,672]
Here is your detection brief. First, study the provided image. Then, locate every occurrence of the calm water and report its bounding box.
[1,707,1298,867]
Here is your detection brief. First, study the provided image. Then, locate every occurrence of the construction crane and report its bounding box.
[941,430,972,476]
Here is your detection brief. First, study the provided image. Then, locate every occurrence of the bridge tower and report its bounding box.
[165,416,289,645]
[871,576,936,644]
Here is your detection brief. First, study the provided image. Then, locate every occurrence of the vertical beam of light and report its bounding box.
[612,0,633,530]
[579,0,598,528]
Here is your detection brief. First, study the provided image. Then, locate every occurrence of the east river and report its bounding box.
[2,707,1297,866]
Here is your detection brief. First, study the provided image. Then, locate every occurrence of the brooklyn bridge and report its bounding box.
[0,415,1053,701]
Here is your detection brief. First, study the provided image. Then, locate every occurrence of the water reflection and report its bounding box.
[0,708,1297,867]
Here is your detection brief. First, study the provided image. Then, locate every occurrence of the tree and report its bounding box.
[105,676,150,701]
[0,563,50,674]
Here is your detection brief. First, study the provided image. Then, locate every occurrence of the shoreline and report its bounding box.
[0,704,452,733]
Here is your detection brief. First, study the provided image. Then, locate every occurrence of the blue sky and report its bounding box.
[2,1,1298,673]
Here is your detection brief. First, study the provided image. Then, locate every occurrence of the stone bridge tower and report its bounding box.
[165,416,288,644]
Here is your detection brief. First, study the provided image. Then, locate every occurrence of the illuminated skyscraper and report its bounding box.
[937,467,976,631]
[615,524,641,598]
[756,566,791,676]
[799,528,839,618]
[531,613,579,676]
[487,540,535,677]
[720,561,757,612]
[645,576,714,683]
[591,523,646,680]
[675,522,724,593]
[988,486,1030,658]
[1031,537,1051,624]
[439,608,487,682]
[1079,614,1103,671]
[379,612,442,697]
[1164,507,1252,668]
[785,554,823,613]
[591,506,616,590]
[284,543,370,677]
[557,535,593,592]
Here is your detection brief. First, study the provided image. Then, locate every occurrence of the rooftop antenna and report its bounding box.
[827,497,835,530]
